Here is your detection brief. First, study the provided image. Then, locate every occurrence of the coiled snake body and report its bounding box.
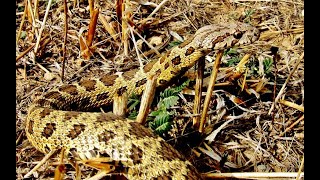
[26,22,259,179]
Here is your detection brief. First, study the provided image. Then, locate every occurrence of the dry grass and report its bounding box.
[16,0,304,179]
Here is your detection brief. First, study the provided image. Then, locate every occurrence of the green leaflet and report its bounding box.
[149,110,172,134]
[149,80,190,135]
[160,96,179,109]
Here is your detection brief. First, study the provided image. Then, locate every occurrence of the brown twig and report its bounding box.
[199,51,223,133]
[121,0,129,56]
[54,148,66,180]
[279,115,304,137]
[61,0,68,82]
[136,75,157,124]
[279,99,304,112]
[86,8,99,47]
[88,0,94,18]
[33,0,53,58]
[27,0,38,36]
[116,0,123,25]
[99,14,118,41]
[24,150,57,178]
[268,52,304,115]
[113,92,128,117]
[16,0,28,45]
[80,8,99,59]
[193,57,204,128]
[296,155,304,180]
[16,44,35,62]
[147,0,170,18]
[33,0,39,19]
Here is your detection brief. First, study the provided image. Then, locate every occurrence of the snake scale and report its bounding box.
[25,22,259,179]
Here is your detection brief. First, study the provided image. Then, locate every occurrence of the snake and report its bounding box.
[25,22,260,179]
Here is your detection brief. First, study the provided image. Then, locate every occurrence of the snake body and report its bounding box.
[25,22,259,179]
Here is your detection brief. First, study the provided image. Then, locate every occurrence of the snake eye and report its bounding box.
[159,79,168,84]
[233,32,243,39]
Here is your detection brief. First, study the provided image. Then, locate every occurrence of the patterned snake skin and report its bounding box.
[25,22,259,179]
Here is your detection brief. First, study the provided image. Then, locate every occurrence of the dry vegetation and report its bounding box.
[16,0,304,179]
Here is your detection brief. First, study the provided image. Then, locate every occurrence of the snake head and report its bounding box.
[193,22,260,51]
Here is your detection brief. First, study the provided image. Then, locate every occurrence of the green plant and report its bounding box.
[263,58,273,74]
[17,5,24,12]
[224,48,238,56]
[226,57,241,66]
[168,40,182,49]
[20,31,27,39]
[148,80,190,134]
[244,9,255,23]
[127,93,141,120]
[224,48,240,66]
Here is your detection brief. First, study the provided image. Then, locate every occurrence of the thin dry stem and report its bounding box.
[296,155,304,180]
[121,0,129,56]
[88,0,94,18]
[192,58,204,128]
[268,52,304,115]
[199,51,223,133]
[113,94,128,117]
[279,115,304,137]
[33,0,53,60]
[136,75,157,124]
[99,14,118,41]
[54,148,66,180]
[16,0,28,45]
[129,26,144,68]
[33,0,39,19]
[61,0,68,82]
[86,8,99,47]
[80,8,99,59]
[279,99,304,112]
[27,0,38,36]
[16,44,35,62]
[131,28,161,56]
[148,0,170,18]
[24,150,56,178]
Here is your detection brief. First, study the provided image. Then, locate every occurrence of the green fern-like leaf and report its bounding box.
[168,40,182,49]
[154,111,171,123]
[149,109,160,117]
[224,48,238,56]
[160,96,179,109]
[160,79,190,98]
[128,93,141,111]
[244,9,255,23]
[263,58,273,74]
[148,80,190,134]
[174,79,190,92]
[128,110,138,120]
[226,56,240,66]
[153,121,172,134]
[149,111,172,134]
[160,88,177,98]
